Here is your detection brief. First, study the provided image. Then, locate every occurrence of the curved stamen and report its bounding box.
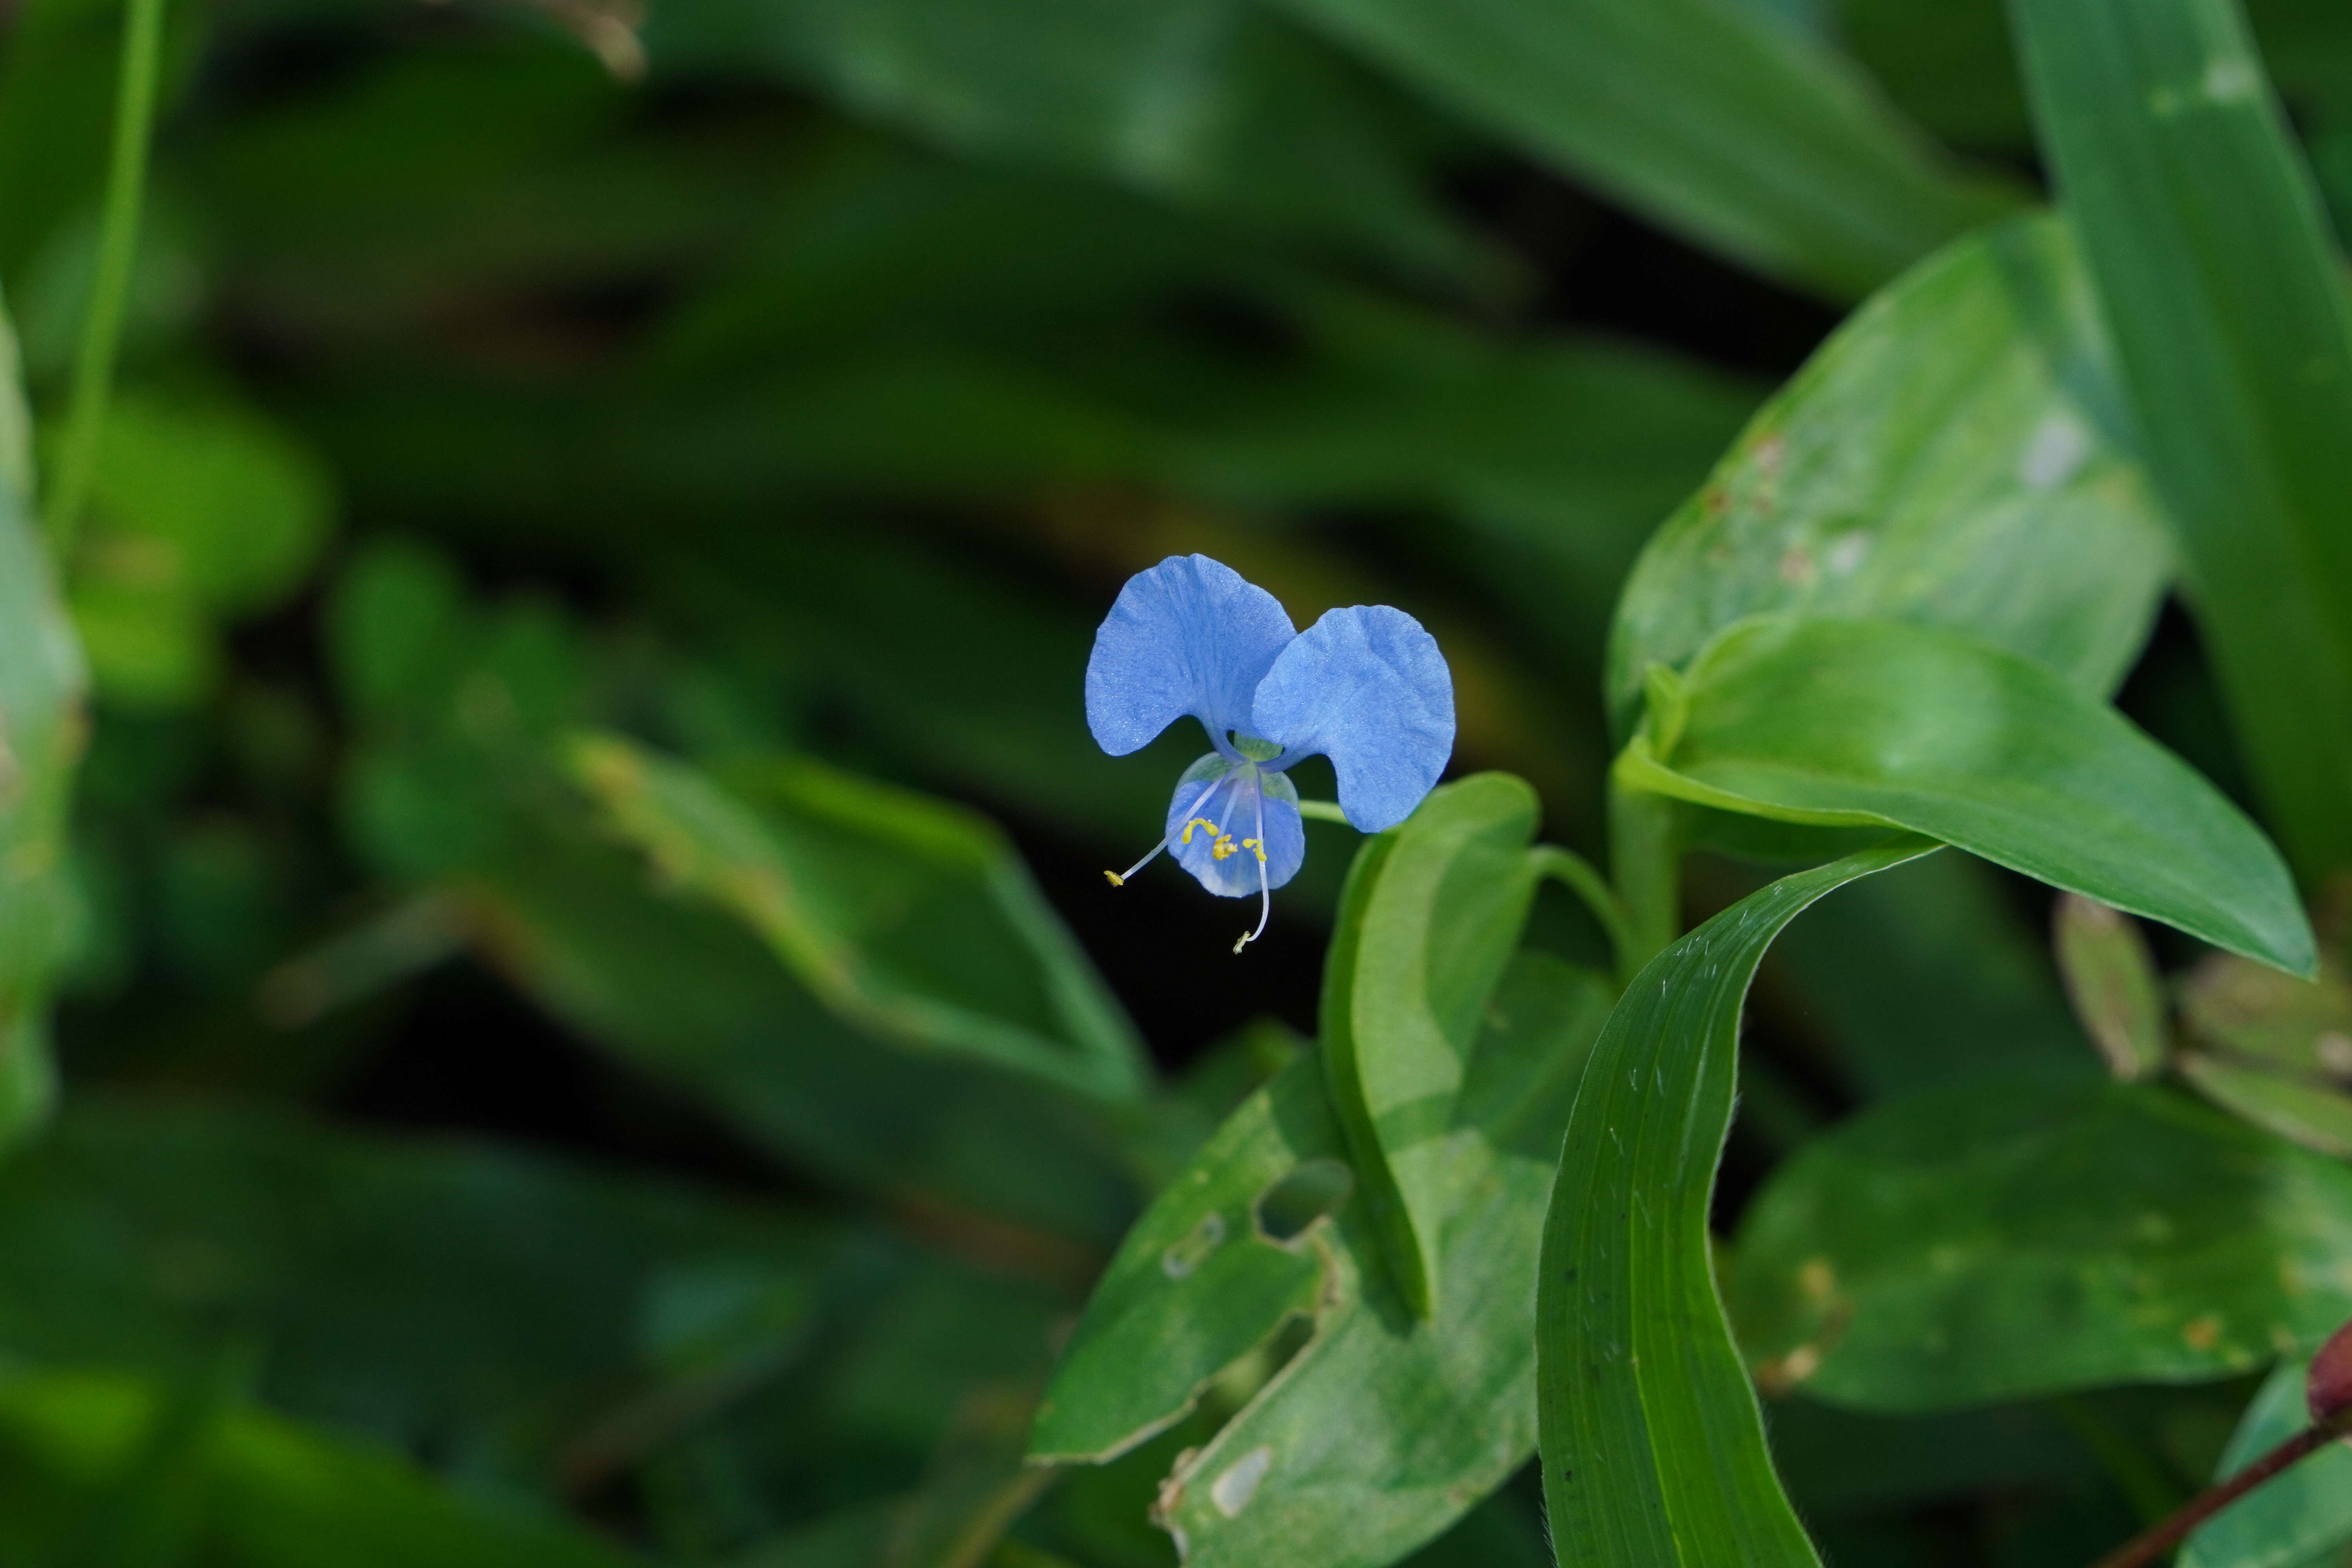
[1106,771,1227,887]
[1234,784,1272,955]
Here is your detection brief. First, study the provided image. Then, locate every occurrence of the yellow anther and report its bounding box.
[1103,871,1124,887]
[1180,817,1221,845]
[1241,838,1267,863]
[1211,834,1239,860]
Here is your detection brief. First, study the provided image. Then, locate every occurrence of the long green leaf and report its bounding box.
[1268,0,2017,298]
[0,288,82,1148]
[1036,951,1612,1568]
[2007,0,2352,884]
[569,732,1150,1104]
[1620,615,2314,975]
[1607,212,2171,740]
[1537,838,1938,1567]
[1730,1075,2352,1411]
[1319,773,1543,1319]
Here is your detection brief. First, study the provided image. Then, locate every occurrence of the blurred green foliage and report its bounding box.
[2,0,2351,1563]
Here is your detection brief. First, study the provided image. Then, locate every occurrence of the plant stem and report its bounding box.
[2089,1414,2351,1568]
[1528,844,1637,985]
[43,0,168,557]
[1607,776,1681,978]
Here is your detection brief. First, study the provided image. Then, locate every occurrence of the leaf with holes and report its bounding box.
[1730,1074,2352,1412]
[1320,772,1543,1319]
[1034,950,1611,1568]
[1537,837,1936,1568]
[1618,615,2314,976]
[1607,212,2168,742]
[568,732,1149,1104]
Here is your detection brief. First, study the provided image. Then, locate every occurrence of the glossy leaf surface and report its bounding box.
[2010,0,2352,884]
[1621,615,2314,975]
[1036,951,1612,1567]
[1607,213,2169,739]
[1538,838,1938,1568]
[570,733,1149,1103]
[1732,1075,2352,1410]
[1319,772,1542,1318]
[1270,0,2014,298]
[2181,1357,2352,1568]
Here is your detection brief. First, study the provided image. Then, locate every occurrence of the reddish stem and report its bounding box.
[2090,1416,2350,1568]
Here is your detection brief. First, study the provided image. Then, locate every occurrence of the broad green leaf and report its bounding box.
[62,390,334,708]
[1268,0,2017,299]
[2182,1357,2352,1568]
[1035,952,1612,1568]
[2178,949,2352,1156]
[2009,0,2352,884]
[0,288,80,1149]
[1607,213,2170,739]
[569,733,1149,1104]
[1730,1074,2352,1411]
[639,0,1483,281]
[0,1369,641,1567]
[1536,837,1936,1568]
[1619,615,2314,975]
[462,833,1142,1245]
[1320,773,1543,1318]
[2054,894,2171,1081]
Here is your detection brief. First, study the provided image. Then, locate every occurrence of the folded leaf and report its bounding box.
[2054,894,2170,1081]
[1268,0,2016,298]
[1608,212,2170,740]
[2010,0,2352,885]
[1731,1074,2352,1411]
[1537,837,1936,1568]
[1620,615,2314,975]
[1319,773,1543,1318]
[570,733,1150,1104]
[1036,952,1611,1568]
[2178,948,2352,1157]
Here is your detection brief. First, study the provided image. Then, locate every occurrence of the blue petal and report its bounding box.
[1085,555,1296,757]
[1165,755,1305,898]
[1251,604,1454,832]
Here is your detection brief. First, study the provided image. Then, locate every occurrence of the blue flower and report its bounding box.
[1085,554,1455,951]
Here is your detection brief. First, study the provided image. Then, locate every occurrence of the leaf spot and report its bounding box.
[1162,1212,1226,1279]
[2182,1313,2224,1351]
[1210,1445,1273,1517]
[2019,411,2090,490]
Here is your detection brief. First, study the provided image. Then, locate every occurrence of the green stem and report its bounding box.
[1529,844,1637,985]
[1295,799,1351,825]
[43,0,167,557]
[1608,775,1682,977]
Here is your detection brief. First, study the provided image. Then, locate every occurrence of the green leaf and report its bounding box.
[1319,773,1544,1319]
[2177,948,2352,1157]
[1619,615,2314,975]
[568,732,1149,1104]
[463,833,1142,1245]
[1035,952,1612,1568]
[0,1368,643,1566]
[0,289,80,1150]
[1267,0,2018,298]
[2182,1357,2352,1568]
[1536,836,1936,1568]
[639,0,1485,281]
[1607,212,2171,740]
[1730,1074,2352,1411]
[2008,0,2352,885]
[2054,894,2171,1081]
[0,1099,826,1472]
